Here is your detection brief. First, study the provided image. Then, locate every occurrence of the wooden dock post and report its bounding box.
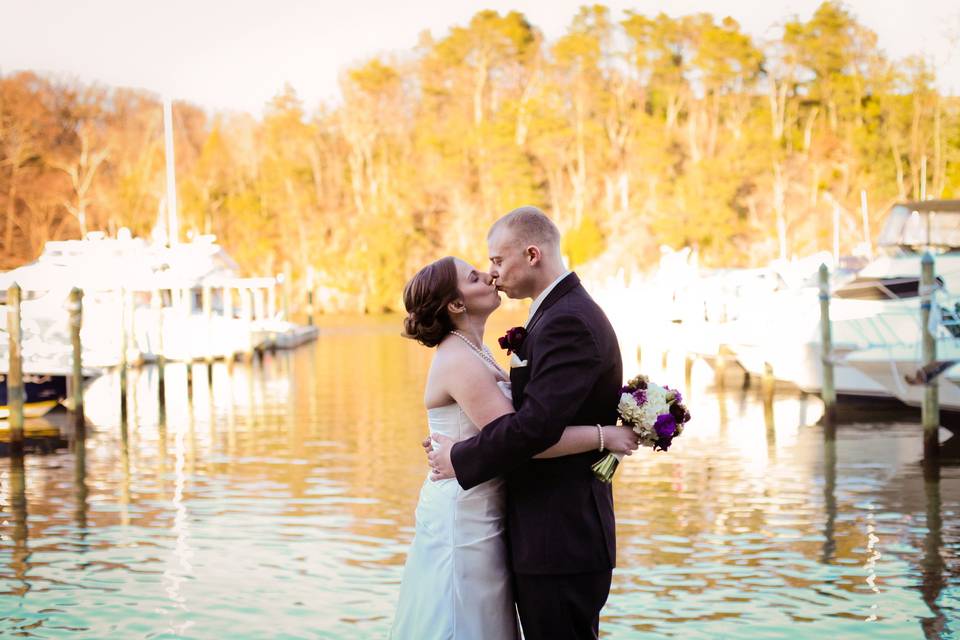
[152,289,166,421]
[267,280,277,320]
[714,346,729,389]
[119,288,129,427]
[761,362,776,399]
[202,284,214,386]
[69,288,85,433]
[184,287,195,394]
[818,264,836,423]
[921,252,940,460]
[242,286,254,362]
[223,285,236,370]
[6,283,24,452]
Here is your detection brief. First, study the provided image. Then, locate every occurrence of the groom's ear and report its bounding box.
[525,245,542,265]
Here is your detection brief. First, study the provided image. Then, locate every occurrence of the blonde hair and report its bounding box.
[489,206,560,249]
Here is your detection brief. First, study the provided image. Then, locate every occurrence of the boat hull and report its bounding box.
[0,374,68,418]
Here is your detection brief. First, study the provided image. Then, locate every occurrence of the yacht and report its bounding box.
[723,200,960,398]
[0,230,269,370]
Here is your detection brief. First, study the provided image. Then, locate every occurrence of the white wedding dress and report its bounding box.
[390,350,520,640]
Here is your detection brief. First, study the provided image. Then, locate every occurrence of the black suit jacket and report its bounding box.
[450,273,622,575]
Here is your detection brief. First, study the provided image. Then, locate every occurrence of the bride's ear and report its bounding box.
[447,299,466,316]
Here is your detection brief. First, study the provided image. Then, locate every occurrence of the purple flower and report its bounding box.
[669,402,686,423]
[664,386,683,405]
[498,326,527,355]
[632,389,647,405]
[654,413,677,438]
[653,437,673,452]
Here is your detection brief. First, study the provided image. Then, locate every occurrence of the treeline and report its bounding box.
[1,2,958,311]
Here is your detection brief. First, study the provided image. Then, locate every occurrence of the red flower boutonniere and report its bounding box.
[498,326,527,355]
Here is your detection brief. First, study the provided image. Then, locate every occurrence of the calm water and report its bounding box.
[1,314,958,639]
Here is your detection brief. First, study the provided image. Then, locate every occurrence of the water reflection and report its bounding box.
[920,457,944,639]
[0,316,957,638]
[821,423,837,565]
[73,424,88,538]
[8,453,28,597]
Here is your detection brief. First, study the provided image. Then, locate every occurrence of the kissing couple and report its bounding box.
[390,206,638,639]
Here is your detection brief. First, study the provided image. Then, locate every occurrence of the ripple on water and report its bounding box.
[1,323,958,638]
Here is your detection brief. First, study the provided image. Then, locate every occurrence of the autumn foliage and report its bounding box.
[1,3,957,311]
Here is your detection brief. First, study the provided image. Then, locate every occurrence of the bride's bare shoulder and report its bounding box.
[424,336,487,406]
[431,336,487,377]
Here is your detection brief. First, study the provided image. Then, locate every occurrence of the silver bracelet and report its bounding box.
[596,424,604,451]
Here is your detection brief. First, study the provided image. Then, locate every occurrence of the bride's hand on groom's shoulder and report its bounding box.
[603,426,640,455]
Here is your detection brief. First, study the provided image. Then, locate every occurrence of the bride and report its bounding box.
[390,256,638,639]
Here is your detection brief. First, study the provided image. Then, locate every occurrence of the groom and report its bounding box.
[427,206,623,639]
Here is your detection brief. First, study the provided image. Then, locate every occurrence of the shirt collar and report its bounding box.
[526,271,571,326]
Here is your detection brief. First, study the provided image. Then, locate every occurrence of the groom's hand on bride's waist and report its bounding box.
[426,433,457,481]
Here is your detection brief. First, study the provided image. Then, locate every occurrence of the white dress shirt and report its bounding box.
[525,271,571,328]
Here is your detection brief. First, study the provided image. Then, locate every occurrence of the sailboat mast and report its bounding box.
[163,96,179,246]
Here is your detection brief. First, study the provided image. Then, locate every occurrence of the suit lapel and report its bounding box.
[525,272,580,335]
[511,272,580,407]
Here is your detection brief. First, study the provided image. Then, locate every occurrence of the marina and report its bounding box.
[2,2,959,635]
[0,315,957,637]
[2,202,959,638]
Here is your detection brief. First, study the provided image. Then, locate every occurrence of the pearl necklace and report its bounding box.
[449,330,507,378]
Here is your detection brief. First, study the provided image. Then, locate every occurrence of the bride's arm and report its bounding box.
[533,425,637,458]
[444,351,638,459]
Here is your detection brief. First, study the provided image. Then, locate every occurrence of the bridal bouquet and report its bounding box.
[591,374,691,483]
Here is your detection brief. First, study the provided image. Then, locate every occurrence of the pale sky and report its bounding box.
[3,0,958,115]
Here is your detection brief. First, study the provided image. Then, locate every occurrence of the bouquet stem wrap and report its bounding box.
[591,452,622,484]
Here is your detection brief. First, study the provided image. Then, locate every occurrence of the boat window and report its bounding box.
[878,204,960,250]
[834,275,944,300]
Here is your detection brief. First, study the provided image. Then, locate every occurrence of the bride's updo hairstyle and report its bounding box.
[402,256,460,347]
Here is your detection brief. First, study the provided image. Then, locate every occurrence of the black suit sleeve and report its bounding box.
[450,312,603,490]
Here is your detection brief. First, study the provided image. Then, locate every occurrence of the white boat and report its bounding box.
[721,200,960,397]
[0,231,271,367]
[844,339,960,410]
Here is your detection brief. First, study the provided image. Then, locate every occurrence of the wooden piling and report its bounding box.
[204,285,215,386]
[152,289,166,421]
[306,266,315,327]
[119,288,129,426]
[223,285,236,367]
[818,264,836,422]
[714,346,729,390]
[921,252,939,459]
[203,283,213,368]
[6,283,24,452]
[761,362,776,398]
[241,287,254,362]
[69,288,84,433]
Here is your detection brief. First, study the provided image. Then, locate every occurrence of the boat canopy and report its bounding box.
[877,200,960,251]
[834,275,945,300]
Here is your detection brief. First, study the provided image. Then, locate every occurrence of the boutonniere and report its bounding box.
[498,326,527,355]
